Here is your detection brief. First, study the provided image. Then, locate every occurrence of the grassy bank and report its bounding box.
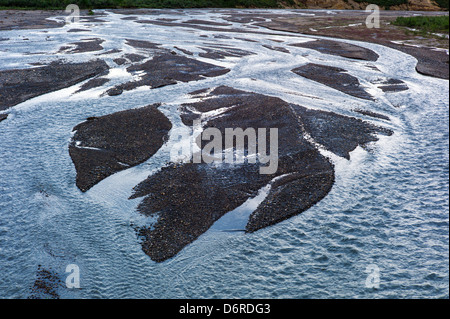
[0,0,287,10]
[392,15,449,34]
[0,0,448,10]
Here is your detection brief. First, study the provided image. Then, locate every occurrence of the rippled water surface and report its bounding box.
[0,9,448,298]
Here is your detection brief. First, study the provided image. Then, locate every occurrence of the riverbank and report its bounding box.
[0,0,448,11]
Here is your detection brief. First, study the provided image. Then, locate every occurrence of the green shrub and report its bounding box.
[434,0,449,10]
[392,15,449,33]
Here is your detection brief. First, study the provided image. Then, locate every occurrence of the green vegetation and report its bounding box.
[392,15,449,34]
[0,0,282,10]
[0,0,447,10]
[434,0,449,10]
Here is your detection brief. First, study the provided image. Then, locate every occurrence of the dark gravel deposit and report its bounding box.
[290,39,379,61]
[69,104,172,192]
[58,38,105,54]
[292,63,374,100]
[0,59,109,111]
[106,53,230,96]
[28,267,62,299]
[75,77,110,93]
[376,78,409,93]
[129,86,393,262]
